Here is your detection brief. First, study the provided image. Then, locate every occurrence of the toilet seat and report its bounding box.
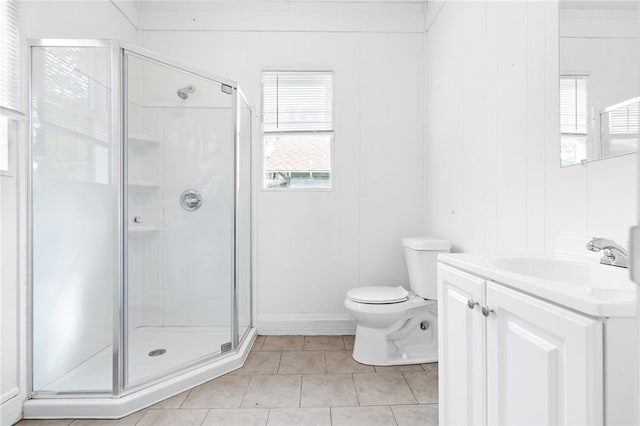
[346,286,409,304]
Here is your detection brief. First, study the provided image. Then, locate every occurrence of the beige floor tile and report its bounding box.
[278,351,325,375]
[266,408,330,426]
[331,406,397,426]
[342,336,355,351]
[136,409,207,426]
[374,364,424,373]
[402,371,437,404]
[16,421,74,426]
[353,373,417,406]
[241,375,302,408]
[303,336,345,351]
[149,390,190,409]
[182,375,252,408]
[251,336,267,352]
[392,404,438,426]
[325,351,374,374]
[202,408,269,426]
[300,374,358,407]
[231,351,282,375]
[421,362,438,372]
[70,410,146,425]
[262,336,304,351]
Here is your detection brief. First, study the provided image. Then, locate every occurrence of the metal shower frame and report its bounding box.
[27,39,253,399]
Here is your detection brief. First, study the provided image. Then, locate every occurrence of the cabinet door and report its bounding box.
[486,282,603,426]
[438,263,486,426]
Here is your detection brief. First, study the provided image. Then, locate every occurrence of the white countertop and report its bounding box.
[438,253,637,318]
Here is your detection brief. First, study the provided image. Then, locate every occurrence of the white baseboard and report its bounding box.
[257,314,356,335]
[1,391,24,426]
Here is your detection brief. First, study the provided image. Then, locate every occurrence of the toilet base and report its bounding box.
[351,307,438,366]
[353,343,438,366]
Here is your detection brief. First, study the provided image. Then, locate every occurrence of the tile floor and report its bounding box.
[16,335,438,426]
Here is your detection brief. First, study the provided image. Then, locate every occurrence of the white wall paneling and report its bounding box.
[139,2,426,334]
[0,118,25,426]
[21,1,139,42]
[425,0,637,256]
[137,1,425,33]
[19,1,425,338]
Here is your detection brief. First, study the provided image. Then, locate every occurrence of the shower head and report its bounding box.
[177,85,195,100]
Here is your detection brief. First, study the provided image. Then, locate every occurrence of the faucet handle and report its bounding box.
[586,237,603,252]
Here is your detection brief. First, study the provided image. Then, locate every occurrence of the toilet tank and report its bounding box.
[402,237,451,300]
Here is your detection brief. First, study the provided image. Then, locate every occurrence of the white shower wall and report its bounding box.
[161,107,233,327]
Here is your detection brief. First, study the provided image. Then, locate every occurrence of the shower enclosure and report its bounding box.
[26,40,253,418]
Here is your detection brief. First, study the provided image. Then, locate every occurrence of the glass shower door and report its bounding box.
[124,52,235,387]
[31,45,115,394]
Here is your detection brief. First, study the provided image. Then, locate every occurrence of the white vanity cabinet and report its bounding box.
[438,263,486,425]
[439,263,606,425]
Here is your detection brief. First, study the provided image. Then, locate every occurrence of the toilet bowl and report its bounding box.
[344,237,450,366]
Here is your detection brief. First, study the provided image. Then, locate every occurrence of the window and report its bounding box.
[0,0,21,172]
[262,71,333,189]
[600,97,640,157]
[0,0,21,113]
[560,75,589,166]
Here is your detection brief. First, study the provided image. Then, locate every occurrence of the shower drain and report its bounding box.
[148,349,167,357]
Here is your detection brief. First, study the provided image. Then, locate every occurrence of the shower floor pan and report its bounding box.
[24,327,256,419]
[45,327,232,392]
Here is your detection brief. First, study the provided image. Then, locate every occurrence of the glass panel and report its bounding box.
[237,97,252,340]
[31,46,113,393]
[124,53,234,386]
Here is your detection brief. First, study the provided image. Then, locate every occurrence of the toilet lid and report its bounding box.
[347,286,409,304]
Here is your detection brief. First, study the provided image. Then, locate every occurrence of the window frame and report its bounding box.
[559,73,590,167]
[260,68,335,192]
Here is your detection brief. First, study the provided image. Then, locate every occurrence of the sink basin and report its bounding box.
[438,253,637,317]
[487,256,634,290]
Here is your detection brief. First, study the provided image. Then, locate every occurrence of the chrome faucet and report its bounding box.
[586,237,629,268]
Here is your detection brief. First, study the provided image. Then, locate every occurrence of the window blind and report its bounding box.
[608,100,640,135]
[263,71,333,132]
[560,76,588,134]
[0,0,21,113]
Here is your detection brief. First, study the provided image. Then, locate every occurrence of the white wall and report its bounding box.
[21,1,139,41]
[0,118,26,426]
[139,1,427,334]
[424,0,637,257]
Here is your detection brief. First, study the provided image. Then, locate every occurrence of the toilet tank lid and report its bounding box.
[402,236,451,251]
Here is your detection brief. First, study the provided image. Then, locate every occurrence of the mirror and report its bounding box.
[559,1,640,167]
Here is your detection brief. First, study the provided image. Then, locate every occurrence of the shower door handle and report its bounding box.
[180,189,203,212]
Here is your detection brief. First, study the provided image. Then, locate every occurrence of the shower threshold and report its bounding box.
[24,328,256,420]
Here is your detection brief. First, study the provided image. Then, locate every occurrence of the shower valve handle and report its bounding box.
[180,189,203,212]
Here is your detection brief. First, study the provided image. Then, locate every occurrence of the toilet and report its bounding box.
[344,237,451,366]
